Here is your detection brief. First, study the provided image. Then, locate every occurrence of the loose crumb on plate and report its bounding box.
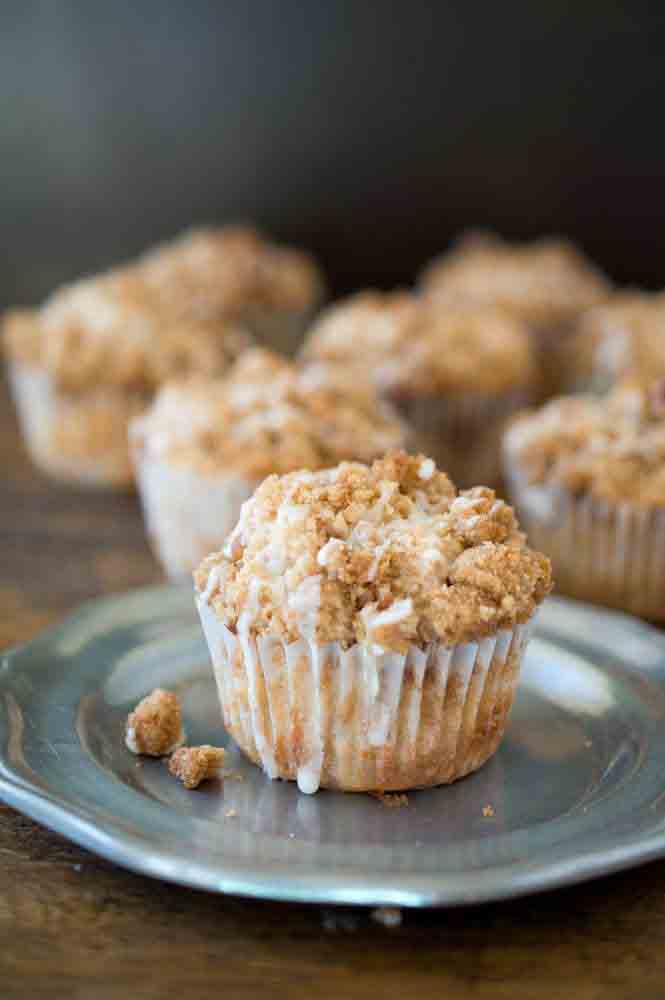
[125,688,184,757]
[370,792,409,808]
[224,808,238,819]
[482,804,495,818]
[169,745,226,789]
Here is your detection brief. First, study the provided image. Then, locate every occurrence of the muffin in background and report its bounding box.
[131,348,410,579]
[420,230,611,398]
[570,289,665,393]
[195,451,552,794]
[503,379,665,621]
[302,290,535,487]
[138,226,326,354]
[2,225,325,489]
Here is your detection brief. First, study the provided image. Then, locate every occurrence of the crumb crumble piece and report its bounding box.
[370,792,409,808]
[168,745,226,789]
[125,689,184,757]
[224,808,238,818]
[482,804,495,818]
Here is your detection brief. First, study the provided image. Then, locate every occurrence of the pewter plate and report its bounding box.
[2,586,665,908]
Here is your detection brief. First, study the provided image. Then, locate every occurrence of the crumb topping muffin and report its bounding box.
[3,271,252,393]
[420,230,611,329]
[196,451,551,651]
[302,291,534,395]
[139,225,325,316]
[2,225,325,393]
[505,381,665,506]
[574,290,665,388]
[133,348,409,480]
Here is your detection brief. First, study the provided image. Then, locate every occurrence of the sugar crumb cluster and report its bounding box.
[125,688,225,791]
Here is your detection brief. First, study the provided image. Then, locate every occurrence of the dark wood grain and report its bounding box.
[1,374,663,1000]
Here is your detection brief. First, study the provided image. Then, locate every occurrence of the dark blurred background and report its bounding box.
[2,2,665,306]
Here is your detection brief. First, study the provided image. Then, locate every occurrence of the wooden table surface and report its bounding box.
[2,375,665,1000]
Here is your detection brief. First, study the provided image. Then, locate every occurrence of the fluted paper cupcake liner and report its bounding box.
[504,454,665,621]
[132,448,255,580]
[197,597,534,794]
[389,387,531,488]
[8,360,138,489]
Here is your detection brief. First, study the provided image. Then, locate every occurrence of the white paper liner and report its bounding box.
[197,596,534,794]
[132,450,255,580]
[389,387,531,488]
[8,360,138,488]
[504,450,665,621]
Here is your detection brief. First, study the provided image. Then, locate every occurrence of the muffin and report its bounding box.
[570,290,665,393]
[302,290,535,487]
[2,225,325,488]
[503,380,665,620]
[131,348,410,579]
[138,225,326,353]
[420,230,611,398]
[195,451,552,793]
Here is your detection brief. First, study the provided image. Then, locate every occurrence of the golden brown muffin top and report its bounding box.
[3,226,324,393]
[132,348,410,479]
[505,380,665,506]
[574,289,665,387]
[302,290,534,395]
[196,451,551,651]
[420,230,611,329]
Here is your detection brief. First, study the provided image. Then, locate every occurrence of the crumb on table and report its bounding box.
[125,688,184,757]
[169,745,226,789]
[482,804,495,818]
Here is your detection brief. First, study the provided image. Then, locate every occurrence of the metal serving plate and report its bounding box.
[2,585,665,908]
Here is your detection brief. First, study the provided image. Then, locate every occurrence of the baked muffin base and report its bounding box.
[389,387,531,489]
[197,597,534,794]
[505,459,665,621]
[8,360,142,489]
[132,447,255,580]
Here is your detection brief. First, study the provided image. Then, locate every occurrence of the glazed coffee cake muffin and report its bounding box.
[571,290,665,393]
[420,231,611,397]
[195,451,551,794]
[131,349,409,578]
[504,380,665,620]
[302,291,535,487]
[3,226,325,488]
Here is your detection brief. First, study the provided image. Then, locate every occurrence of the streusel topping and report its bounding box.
[3,226,324,392]
[420,231,611,329]
[302,291,534,394]
[139,226,325,314]
[169,745,225,789]
[125,689,184,757]
[195,451,551,651]
[132,348,410,479]
[505,381,665,505]
[575,290,665,386]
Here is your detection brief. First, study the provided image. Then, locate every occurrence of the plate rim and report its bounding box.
[3,586,665,908]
